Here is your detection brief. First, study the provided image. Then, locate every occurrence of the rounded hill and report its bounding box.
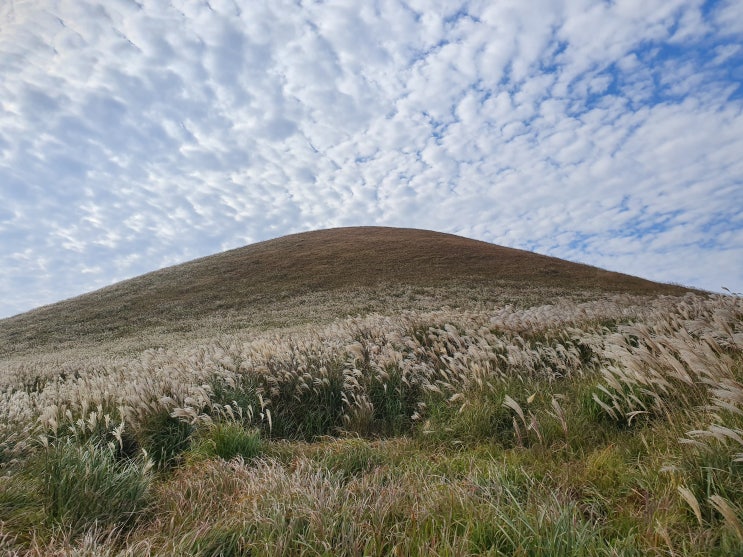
[0,227,693,353]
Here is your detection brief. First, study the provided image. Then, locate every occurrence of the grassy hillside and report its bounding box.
[1,228,740,556]
[0,227,689,356]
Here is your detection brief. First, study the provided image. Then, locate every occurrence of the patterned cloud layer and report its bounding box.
[1,0,741,317]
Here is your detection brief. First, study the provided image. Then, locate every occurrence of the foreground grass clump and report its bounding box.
[39,438,153,534]
[0,291,741,555]
[189,421,262,462]
[150,450,630,556]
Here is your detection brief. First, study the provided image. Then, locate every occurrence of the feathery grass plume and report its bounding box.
[503,394,543,446]
[710,495,743,542]
[678,486,704,526]
[549,395,569,439]
[593,294,741,426]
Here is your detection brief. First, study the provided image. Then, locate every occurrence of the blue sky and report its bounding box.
[1,0,742,319]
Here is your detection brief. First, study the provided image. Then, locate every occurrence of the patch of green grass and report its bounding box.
[267,358,348,440]
[366,365,423,435]
[134,409,193,468]
[468,492,621,556]
[420,391,515,446]
[190,422,262,462]
[0,471,43,546]
[37,439,153,536]
[208,375,262,423]
[316,438,387,479]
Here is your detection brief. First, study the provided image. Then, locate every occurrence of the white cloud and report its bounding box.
[713,0,743,36]
[0,0,741,318]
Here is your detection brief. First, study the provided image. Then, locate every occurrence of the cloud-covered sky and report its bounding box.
[1,0,741,318]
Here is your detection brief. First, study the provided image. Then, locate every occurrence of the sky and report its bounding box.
[1,0,742,319]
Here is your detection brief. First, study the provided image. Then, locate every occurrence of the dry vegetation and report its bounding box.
[0,227,689,356]
[0,228,738,556]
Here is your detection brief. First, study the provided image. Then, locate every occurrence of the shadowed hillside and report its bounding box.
[0,227,693,354]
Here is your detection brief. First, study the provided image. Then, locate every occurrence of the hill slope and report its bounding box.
[0,227,692,354]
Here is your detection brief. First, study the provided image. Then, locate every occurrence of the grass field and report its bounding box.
[1,228,739,556]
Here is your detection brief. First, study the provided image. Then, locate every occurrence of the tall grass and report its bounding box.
[1,291,741,554]
[38,438,153,535]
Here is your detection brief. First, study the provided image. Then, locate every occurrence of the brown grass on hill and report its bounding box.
[0,227,695,355]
